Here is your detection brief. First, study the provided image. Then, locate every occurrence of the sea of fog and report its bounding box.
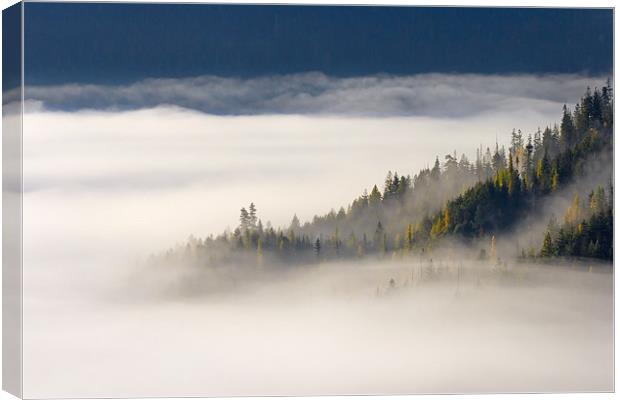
[23,257,612,397]
[17,75,613,396]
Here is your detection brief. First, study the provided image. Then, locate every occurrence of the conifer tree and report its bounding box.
[314,238,321,260]
[248,203,258,229]
[561,104,576,149]
[369,185,382,208]
[239,207,249,231]
[431,157,441,180]
[290,214,301,230]
[540,232,554,257]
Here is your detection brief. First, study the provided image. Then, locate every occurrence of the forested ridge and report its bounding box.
[152,84,613,268]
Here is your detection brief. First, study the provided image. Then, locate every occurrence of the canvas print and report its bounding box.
[2,3,614,398]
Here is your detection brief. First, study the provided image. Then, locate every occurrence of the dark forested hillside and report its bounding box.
[427,103,613,241]
[537,187,613,261]
[151,83,613,268]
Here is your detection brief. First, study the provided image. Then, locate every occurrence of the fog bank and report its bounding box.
[23,106,559,259]
[19,73,613,397]
[24,260,613,397]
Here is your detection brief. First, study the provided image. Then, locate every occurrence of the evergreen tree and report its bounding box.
[248,203,258,229]
[290,214,301,231]
[540,232,554,257]
[369,185,382,208]
[314,238,321,260]
[431,157,441,180]
[239,207,250,231]
[561,104,576,149]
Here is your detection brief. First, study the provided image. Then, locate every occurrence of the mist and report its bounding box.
[22,104,563,250]
[19,73,613,397]
[23,258,612,398]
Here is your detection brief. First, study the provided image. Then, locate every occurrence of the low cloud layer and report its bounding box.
[22,106,563,261]
[18,72,602,260]
[19,73,608,117]
[24,260,613,397]
[18,72,606,263]
[17,73,613,396]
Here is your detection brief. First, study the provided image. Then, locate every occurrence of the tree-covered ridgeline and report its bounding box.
[151,83,613,268]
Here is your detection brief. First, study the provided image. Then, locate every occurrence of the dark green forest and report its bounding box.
[152,83,614,268]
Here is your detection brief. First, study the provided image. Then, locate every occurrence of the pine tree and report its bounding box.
[524,133,534,187]
[431,157,441,180]
[533,127,542,157]
[248,203,258,229]
[314,238,321,260]
[239,207,250,231]
[369,185,382,208]
[540,232,554,257]
[290,214,301,230]
[561,104,576,149]
[383,171,394,199]
[492,143,506,173]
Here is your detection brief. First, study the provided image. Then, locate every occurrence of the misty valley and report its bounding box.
[21,82,613,397]
[78,84,613,395]
[27,254,613,396]
[24,254,613,397]
[149,85,613,276]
